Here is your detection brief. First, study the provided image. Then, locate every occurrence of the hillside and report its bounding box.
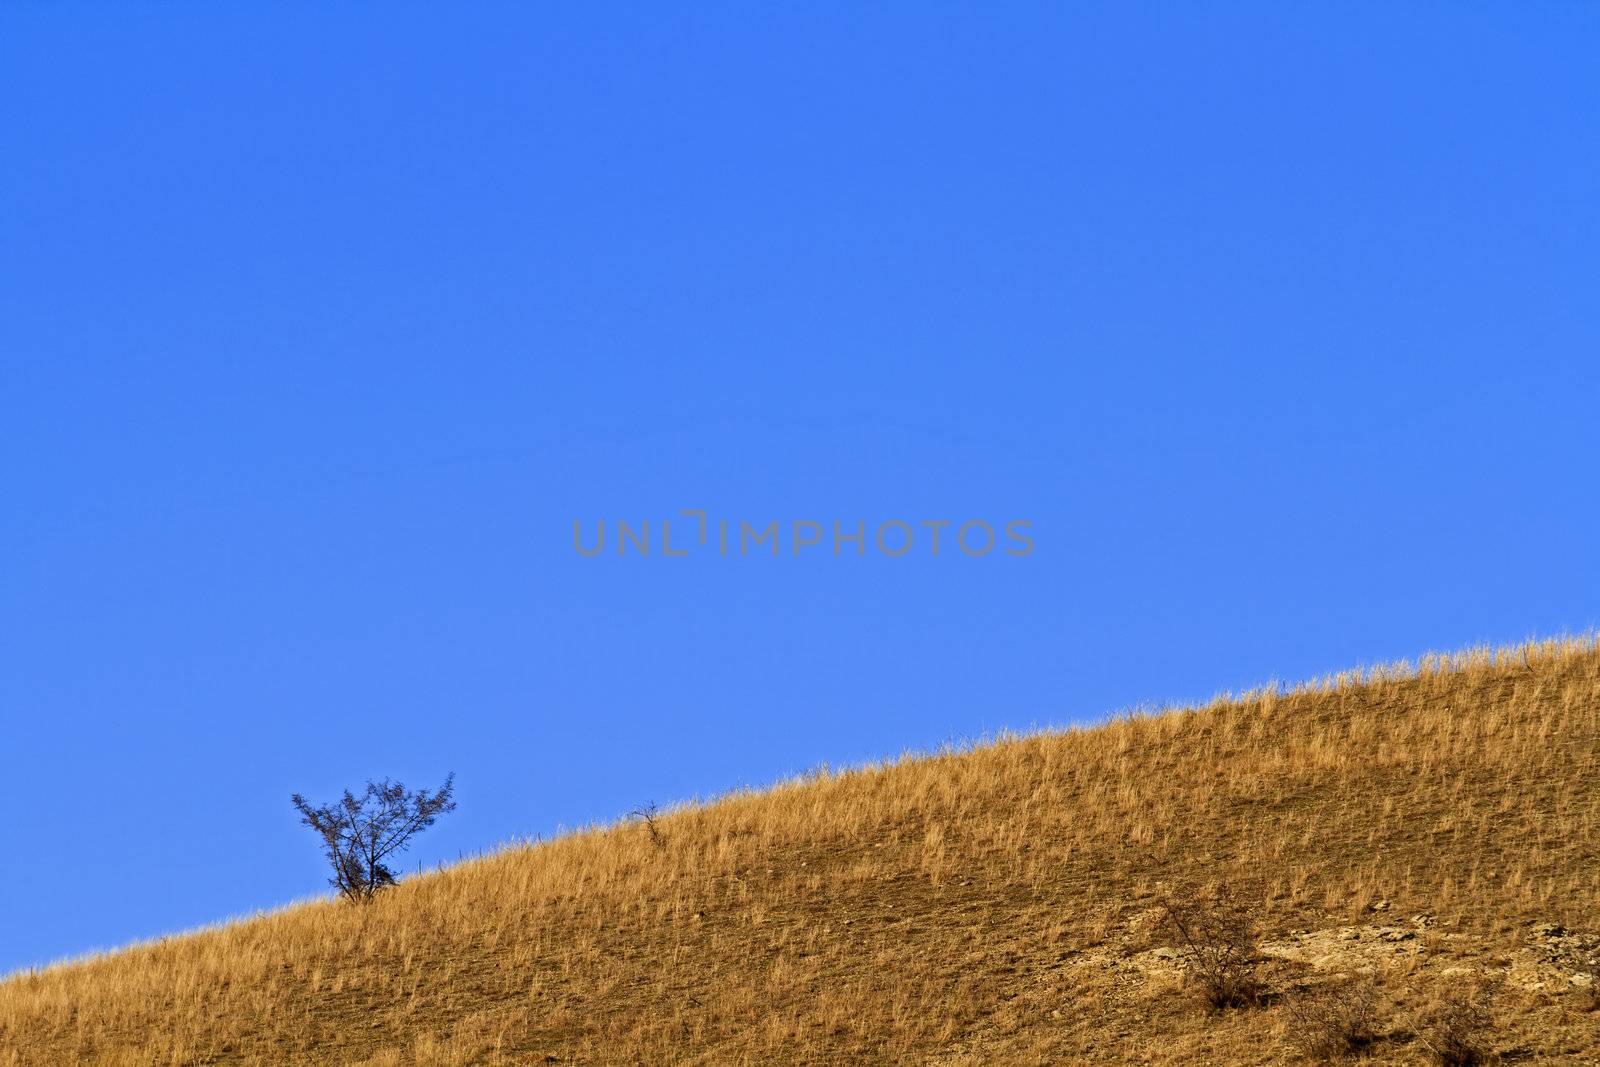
[3,638,1600,1065]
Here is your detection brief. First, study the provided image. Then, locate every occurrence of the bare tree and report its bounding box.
[629,801,667,850]
[291,774,457,902]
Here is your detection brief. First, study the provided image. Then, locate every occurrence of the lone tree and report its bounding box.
[291,774,457,903]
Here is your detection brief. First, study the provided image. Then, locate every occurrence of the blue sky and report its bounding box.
[3,3,1598,974]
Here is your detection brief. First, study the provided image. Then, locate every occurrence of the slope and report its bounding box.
[3,638,1599,1064]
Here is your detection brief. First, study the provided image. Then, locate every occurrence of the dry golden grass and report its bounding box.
[4,637,1600,1064]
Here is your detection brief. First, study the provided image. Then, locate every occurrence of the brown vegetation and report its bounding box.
[1161,885,1264,1010]
[3,637,1599,1064]
[1282,976,1381,1061]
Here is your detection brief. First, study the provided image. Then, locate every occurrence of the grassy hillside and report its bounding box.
[4,638,1600,1065]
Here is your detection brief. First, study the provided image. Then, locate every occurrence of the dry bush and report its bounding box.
[628,801,668,850]
[1415,981,1497,1066]
[291,775,457,903]
[1161,886,1263,1010]
[1282,977,1381,1061]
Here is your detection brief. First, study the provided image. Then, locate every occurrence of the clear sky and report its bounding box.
[4,3,1599,975]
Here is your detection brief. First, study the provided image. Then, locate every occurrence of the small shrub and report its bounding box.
[1415,982,1496,1066]
[291,774,457,903]
[1578,981,1600,1014]
[1283,978,1381,1061]
[628,801,667,850]
[1161,886,1263,1010]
